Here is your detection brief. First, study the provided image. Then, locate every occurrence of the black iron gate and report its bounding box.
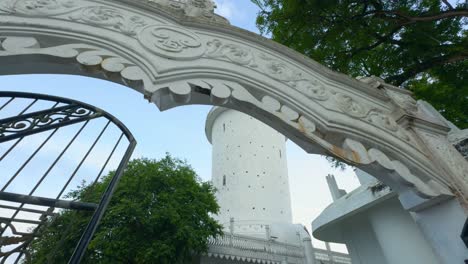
[0,91,136,263]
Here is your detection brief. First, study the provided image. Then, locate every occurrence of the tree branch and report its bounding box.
[387,53,468,85]
[346,26,403,55]
[373,8,468,23]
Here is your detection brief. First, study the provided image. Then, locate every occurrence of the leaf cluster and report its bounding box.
[25,156,223,264]
[253,0,467,128]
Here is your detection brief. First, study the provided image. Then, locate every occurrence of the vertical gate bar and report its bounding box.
[5,120,93,260]
[0,108,70,240]
[0,118,82,238]
[56,120,111,199]
[18,99,38,115]
[0,138,23,162]
[0,97,14,111]
[68,139,136,264]
[28,121,90,195]
[92,133,125,186]
[0,128,59,192]
[0,97,58,263]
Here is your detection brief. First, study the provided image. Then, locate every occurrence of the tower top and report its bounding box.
[205,107,229,144]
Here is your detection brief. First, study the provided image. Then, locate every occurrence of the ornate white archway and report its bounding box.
[0,0,467,208]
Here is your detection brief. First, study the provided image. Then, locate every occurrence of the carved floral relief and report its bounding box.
[206,39,256,66]
[0,0,77,16]
[419,132,468,190]
[139,25,205,59]
[335,93,369,118]
[205,39,330,101]
[203,39,411,140]
[70,6,147,36]
[294,80,328,101]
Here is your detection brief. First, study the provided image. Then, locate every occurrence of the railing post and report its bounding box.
[325,242,335,264]
[229,217,234,247]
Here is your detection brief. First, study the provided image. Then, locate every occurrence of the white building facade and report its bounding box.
[312,102,468,264]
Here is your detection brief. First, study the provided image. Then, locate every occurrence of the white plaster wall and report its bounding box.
[341,216,388,264]
[410,198,468,264]
[209,109,292,226]
[368,198,440,264]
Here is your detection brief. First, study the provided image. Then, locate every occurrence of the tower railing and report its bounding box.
[207,233,352,264]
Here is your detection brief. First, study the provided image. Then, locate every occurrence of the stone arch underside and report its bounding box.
[1,0,467,204]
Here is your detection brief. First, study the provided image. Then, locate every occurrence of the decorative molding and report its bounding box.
[206,39,256,66]
[150,77,443,198]
[160,78,319,140]
[419,132,468,192]
[70,6,147,36]
[1,2,206,58]
[335,93,369,118]
[203,39,414,142]
[0,0,78,16]
[143,0,218,19]
[139,25,204,59]
[342,138,452,198]
[0,0,223,22]
[0,2,410,143]
[357,76,418,113]
[0,36,149,87]
[205,39,330,102]
[385,89,418,113]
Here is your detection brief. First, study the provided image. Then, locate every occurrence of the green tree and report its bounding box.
[253,0,467,128]
[26,156,222,264]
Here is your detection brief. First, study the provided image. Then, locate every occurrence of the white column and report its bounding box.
[206,107,293,226]
[368,199,440,264]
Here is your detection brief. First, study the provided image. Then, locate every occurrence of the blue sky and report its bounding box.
[0,0,360,251]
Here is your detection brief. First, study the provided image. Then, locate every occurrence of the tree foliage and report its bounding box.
[25,156,222,264]
[253,0,468,128]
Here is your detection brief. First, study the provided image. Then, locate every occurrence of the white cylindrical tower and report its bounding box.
[206,107,293,227]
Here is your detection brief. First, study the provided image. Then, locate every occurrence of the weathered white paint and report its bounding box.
[409,198,468,263]
[341,215,388,264]
[207,107,292,226]
[326,174,347,202]
[315,170,457,264]
[368,199,439,264]
[0,1,467,262]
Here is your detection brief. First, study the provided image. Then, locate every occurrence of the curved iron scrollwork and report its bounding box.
[0,105,101,142]
[0,91,136,264]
